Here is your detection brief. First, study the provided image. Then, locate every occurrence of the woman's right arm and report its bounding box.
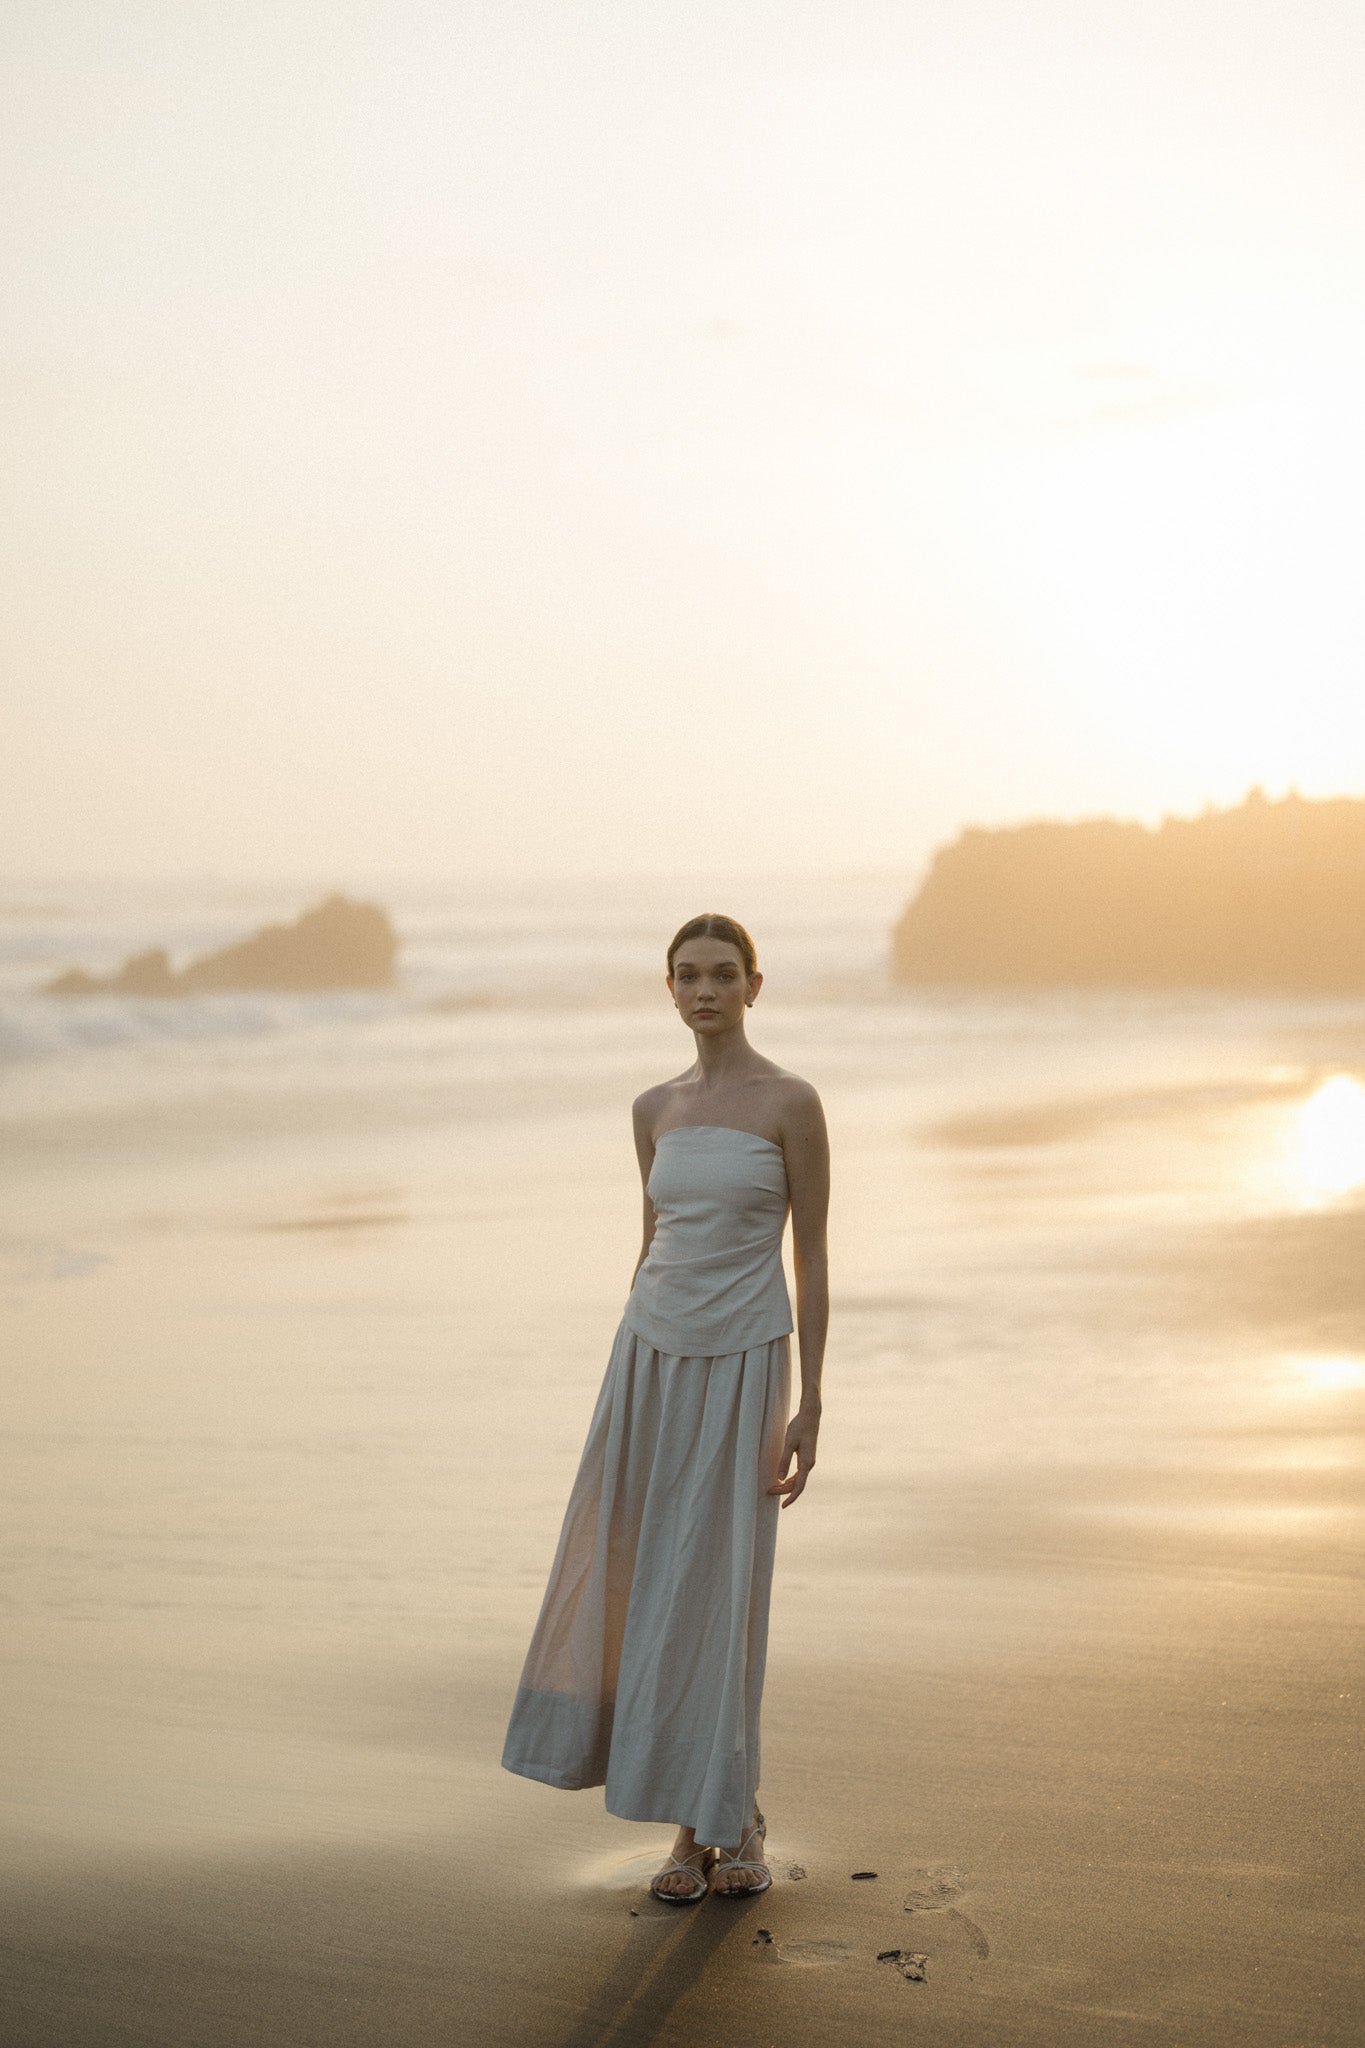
[629,1092,659,1283]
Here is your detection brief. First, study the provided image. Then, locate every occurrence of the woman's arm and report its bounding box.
[770,1082,829,1508]
[629,1091,660,1283]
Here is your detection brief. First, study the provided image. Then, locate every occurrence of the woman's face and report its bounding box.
[667,938,760,1033]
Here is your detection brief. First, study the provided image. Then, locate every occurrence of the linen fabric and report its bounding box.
[501,1124,793,1848]
[623,1125,793,1356]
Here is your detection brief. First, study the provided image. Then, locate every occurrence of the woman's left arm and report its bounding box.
[769,1083,829,1509]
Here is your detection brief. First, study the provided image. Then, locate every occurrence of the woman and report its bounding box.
[501,912,828,1901]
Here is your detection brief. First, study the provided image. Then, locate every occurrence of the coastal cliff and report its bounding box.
[892,790,1365,991]
[45,893,398,996]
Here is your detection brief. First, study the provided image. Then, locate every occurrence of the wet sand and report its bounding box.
[3,1001,1363,2045]
[3,1555,1358,2047]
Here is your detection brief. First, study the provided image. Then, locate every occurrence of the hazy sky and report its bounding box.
[4,0,1364,879]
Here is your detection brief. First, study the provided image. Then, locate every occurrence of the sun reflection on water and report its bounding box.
[1284,1353,1365,1395]
[1282,1074,1365,1207]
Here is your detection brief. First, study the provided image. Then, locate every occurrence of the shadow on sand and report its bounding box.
[559,1890,766,2048]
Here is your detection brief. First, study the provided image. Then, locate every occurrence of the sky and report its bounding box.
[3,0,1364,881]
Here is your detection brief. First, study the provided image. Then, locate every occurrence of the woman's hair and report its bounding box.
[666,913,757,979]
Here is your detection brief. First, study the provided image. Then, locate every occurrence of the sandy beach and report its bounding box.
[7,0,1365,2030]
[3,922,1363,2046]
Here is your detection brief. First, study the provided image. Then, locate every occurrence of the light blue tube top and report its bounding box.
[622,1124,793,1357]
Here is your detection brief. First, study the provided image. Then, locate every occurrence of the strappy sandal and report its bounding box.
[649,1844,717,1905]
[711,1806,771,1897]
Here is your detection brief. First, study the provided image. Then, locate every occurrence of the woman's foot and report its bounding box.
[650,1827,715,1902]
[712,1805,770,1896]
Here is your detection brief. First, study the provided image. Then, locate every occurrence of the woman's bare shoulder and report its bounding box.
[761,1065,823,1107]
[762,1070,826,1142]
[632,1073,693,1132]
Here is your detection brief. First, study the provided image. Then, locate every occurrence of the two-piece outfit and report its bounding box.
[501,1123,792,1850]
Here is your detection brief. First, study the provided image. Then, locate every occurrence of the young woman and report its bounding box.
[501,912,829,1901]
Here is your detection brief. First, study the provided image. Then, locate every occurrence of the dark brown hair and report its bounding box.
[666,913,757,978]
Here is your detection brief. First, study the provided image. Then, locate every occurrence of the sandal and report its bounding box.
[649,1844,717,1905]
[712,1807,771,1897]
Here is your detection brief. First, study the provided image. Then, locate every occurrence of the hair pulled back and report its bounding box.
[666,912,757,979]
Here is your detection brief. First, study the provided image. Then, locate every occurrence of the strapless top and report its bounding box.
[622,1124,793,1356]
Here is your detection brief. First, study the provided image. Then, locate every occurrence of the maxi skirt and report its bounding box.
[501,1317,791,1849]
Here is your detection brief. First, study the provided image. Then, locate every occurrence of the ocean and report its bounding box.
[5,869,1363,1503]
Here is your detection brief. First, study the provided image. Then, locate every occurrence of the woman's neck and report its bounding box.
[691,1023,759,1085]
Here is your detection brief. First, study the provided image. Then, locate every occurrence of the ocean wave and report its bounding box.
[0,989,403,1066]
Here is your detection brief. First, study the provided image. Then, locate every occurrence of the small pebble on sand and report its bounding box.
[851,1871,878,1881]
[877,1949,929,1982]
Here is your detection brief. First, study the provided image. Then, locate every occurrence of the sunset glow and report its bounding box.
[1285,1075,1365,1205]
[1285,1353,1365,1395]
[2,1,1363,879]
[4,7,1365,2039]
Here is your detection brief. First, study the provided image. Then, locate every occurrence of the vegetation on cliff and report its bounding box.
[892,790,1365,990]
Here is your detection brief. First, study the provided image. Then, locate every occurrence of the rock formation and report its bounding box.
[45,894,398,997]
[892,790,1365,991]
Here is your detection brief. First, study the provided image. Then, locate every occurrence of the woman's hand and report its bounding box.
[768,1403,820,1509]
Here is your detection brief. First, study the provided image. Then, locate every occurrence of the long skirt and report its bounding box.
[501,1318,791,1849]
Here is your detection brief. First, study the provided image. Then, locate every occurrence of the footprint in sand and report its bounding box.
[902,1865,968,1909]
[902,1868,989,1960]
[767,1938,859,1969]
